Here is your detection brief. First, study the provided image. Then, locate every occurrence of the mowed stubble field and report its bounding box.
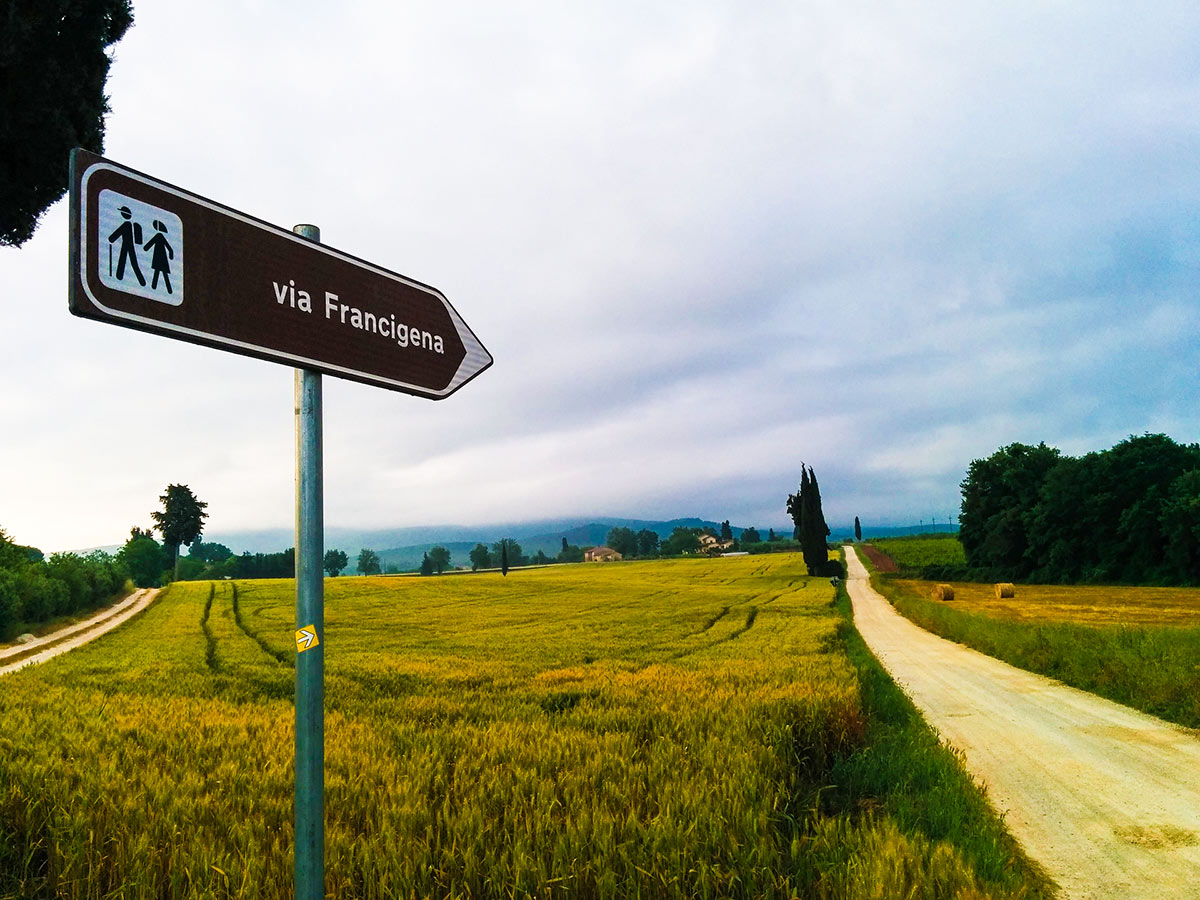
[0,554,1047,899]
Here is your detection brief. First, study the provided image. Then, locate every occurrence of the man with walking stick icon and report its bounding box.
[108,205,146,286]
[97,190,184,306]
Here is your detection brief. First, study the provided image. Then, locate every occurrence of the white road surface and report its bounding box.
[0,587,159,675]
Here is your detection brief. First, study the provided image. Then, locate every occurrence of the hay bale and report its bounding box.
[932,584,955,601]
[994,582,1016,599]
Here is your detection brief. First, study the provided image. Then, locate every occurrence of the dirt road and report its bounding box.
[843,545,1200,900]
[0,587,159,676]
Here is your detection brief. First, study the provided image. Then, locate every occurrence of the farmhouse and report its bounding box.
[697,534,734,554]
[584,547,622,562]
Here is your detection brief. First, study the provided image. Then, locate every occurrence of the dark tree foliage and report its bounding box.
[493,538,522,572]
[428,546,451,574]
[119,534,162,587]
[605,526,638,558]
[0,527,128,635]
[636,529,659,557]
[786,469,806,542]
[802,466,831,573]
[151,484,207,577]
[958,443,1061,571]
[854,516,862,542]
[720,520,733,542]
[662,527,700,556]
[1,0,134,245]
[787,466,832,574]
[419,552,433,577]
[189,541,232,564]
[357,548,381,576]
[322,549,348,577]
[1160,470,1200,580]
[741,527,761,544]
[782,468,830,573]
[469,543,491,571]
[959,434,1200,584]
[231,548,294,579]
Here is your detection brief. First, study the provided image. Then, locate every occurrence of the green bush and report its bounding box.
[45,554,88,614]
[0,569,18,637]
[19,573,66,625]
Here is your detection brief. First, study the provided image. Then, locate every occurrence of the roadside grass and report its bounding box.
[866,567,1200,730]
[2,556,1049,899]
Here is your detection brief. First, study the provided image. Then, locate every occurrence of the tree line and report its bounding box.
[958,433,1200,584]
[0,527,128,640]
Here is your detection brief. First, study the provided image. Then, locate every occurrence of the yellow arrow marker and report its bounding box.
[295,625,319,653]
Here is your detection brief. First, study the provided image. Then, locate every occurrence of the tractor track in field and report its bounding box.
[844,545,1200,900]
[231,582,293,667]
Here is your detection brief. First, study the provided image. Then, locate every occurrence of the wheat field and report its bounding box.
[0,554,1040,899]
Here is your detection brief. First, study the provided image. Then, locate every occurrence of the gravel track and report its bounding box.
[844,545,1200,900]
[0,587,159,676]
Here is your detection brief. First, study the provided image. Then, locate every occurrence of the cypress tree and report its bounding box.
[501,539,509,577]
[801,466,831,573]
[854,516,862,542]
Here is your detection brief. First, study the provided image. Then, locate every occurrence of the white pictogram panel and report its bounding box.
[97,189,183,306]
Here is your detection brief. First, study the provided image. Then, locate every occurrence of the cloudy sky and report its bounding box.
[3,1,1198,553]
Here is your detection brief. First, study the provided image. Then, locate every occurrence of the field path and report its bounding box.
[843,545,1200,900]
[0,588,159,676]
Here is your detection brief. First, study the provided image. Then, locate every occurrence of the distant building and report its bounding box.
[697,534,734,554]
[584,546,622,562]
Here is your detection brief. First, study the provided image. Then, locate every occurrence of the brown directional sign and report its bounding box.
[69,149,492,399]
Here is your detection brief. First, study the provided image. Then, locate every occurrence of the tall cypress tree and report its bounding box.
[854,516,862,542]
[801,466,831,573]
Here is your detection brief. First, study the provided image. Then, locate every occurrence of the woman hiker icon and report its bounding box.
[143,220,175,294]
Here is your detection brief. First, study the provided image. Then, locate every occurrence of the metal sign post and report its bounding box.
[292,225,325,900]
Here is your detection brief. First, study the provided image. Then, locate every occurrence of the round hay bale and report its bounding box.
[994,582,1016,599]
[932,584,955,601]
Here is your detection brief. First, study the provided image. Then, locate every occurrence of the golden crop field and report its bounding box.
[0,555,1040,899]
[897,579,1200,627]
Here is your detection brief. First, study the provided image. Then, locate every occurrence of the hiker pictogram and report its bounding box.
[143,220,175,294]
[96,190,184,306]
[108,206,146,286]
